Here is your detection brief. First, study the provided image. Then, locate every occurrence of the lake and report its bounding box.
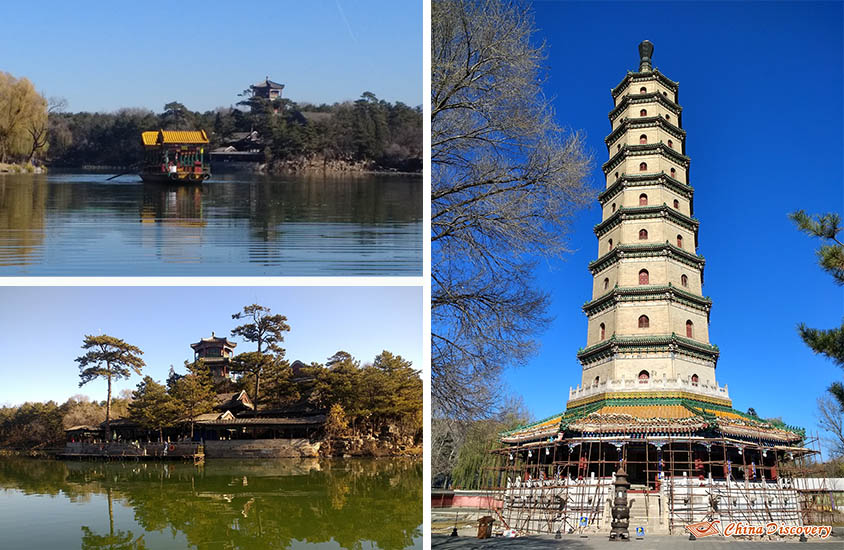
[0,172,422,276]
[0,456,422,550]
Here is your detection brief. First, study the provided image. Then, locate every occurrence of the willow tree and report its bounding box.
[432,1,593,421]
[230,304,290,407]
[0,72,47,163]
[76,335,145,441]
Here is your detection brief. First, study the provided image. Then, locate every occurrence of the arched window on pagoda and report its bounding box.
[639,162,647,171]
[639,193,648,206]
[638,370,650,383]
[665,114,671,121]
[681,274,688,287]
[608,238,613,251]
[667,139,674,149]
[691,374,699,386]
[638,315,649,328]
[639,228,648,240]
[639,134,647,144]
[670,167,676,178]
[611,203,616,213]
[614,171,619,180]
[686,320,694,338]
[673,199,680,209]
[639,269,649,285]
[594,376,600,386]
[599,323,606,340]
[640,109,647,117]
[639,86,646,93]
[617,144,621,152]
[603,278,609,290]
[676,234,684,248]
[662,91,668,97]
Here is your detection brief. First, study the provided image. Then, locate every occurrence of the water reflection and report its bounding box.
[0,457,422,550]
[0,172,422,275]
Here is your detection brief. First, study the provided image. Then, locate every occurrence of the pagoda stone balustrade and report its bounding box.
[568,376,728,402]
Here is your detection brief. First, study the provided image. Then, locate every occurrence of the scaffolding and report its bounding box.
[469,430,834,537]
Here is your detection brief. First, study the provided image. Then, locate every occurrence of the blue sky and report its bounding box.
[0,0,421,112]
[0,286,422,406]
[501,2,844,442]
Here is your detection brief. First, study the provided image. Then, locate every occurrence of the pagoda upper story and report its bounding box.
[191,333,237,384]
[570,41,729,407]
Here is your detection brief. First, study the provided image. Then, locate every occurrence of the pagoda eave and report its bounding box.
[593,205,699,237]
[602,143,691,174]
[605,116,686,146]
[611,69,679,99]
[576,333,720,364]
[583,284,713,317]
[599,173,693,204]
[608,91,683,121]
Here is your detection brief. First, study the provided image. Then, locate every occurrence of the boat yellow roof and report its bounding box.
[142,129,209,146]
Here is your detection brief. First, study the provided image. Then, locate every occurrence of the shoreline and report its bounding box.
[41,164,422,177]
[0,162,46,174]
[1,448,422,461]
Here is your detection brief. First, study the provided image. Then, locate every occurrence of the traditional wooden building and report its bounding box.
[191,333,237,384]
[493,41,822,536]
[62,335,330,457]
[250,77,285,101]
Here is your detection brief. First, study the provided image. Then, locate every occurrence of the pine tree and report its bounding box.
[129,376,176,442]
[261,358,300,410]
[230,304,291,408]
[170,361,217,439]
[791,210,844,407]
[76,335,145,442]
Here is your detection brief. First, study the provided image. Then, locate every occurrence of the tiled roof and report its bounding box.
[65,425,102,432]
[197,415,325,427]
[141,131,159,146]
[191,335,236,349]
[252,78,284,89]
[570,402,705,434]
[141,129,209,146]
[501,396,804,444]
[594,404,694,419]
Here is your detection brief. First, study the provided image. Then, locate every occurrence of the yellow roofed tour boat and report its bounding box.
[140,130,211,183]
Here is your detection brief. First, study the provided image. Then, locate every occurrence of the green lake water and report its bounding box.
[0,457,421,550]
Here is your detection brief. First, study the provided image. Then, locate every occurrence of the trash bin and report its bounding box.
[477,516,494,539]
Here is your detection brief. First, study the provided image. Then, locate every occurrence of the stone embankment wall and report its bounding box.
[61,436,420,460]
[63,442,201,458]
[204,439,320,458]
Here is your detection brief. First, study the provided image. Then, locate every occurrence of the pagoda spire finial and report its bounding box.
[638,40,654,72]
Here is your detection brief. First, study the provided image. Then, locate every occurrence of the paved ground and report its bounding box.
[432,532,844,548]
[432,507,844,546]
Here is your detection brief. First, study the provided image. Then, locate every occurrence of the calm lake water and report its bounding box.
[0,457,421,550]
[0,172,422,276]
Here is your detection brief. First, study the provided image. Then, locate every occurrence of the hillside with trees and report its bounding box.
[0,348,421,454]
[0,66,421,174]
[47,93,421,173]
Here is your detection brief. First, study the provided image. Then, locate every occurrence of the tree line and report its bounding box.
[46,93,421,172]
[0,303,421,448]
[0,67,422,171]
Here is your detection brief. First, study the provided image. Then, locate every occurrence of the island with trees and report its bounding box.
[0,70,422,174]
[0,303,422,459]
